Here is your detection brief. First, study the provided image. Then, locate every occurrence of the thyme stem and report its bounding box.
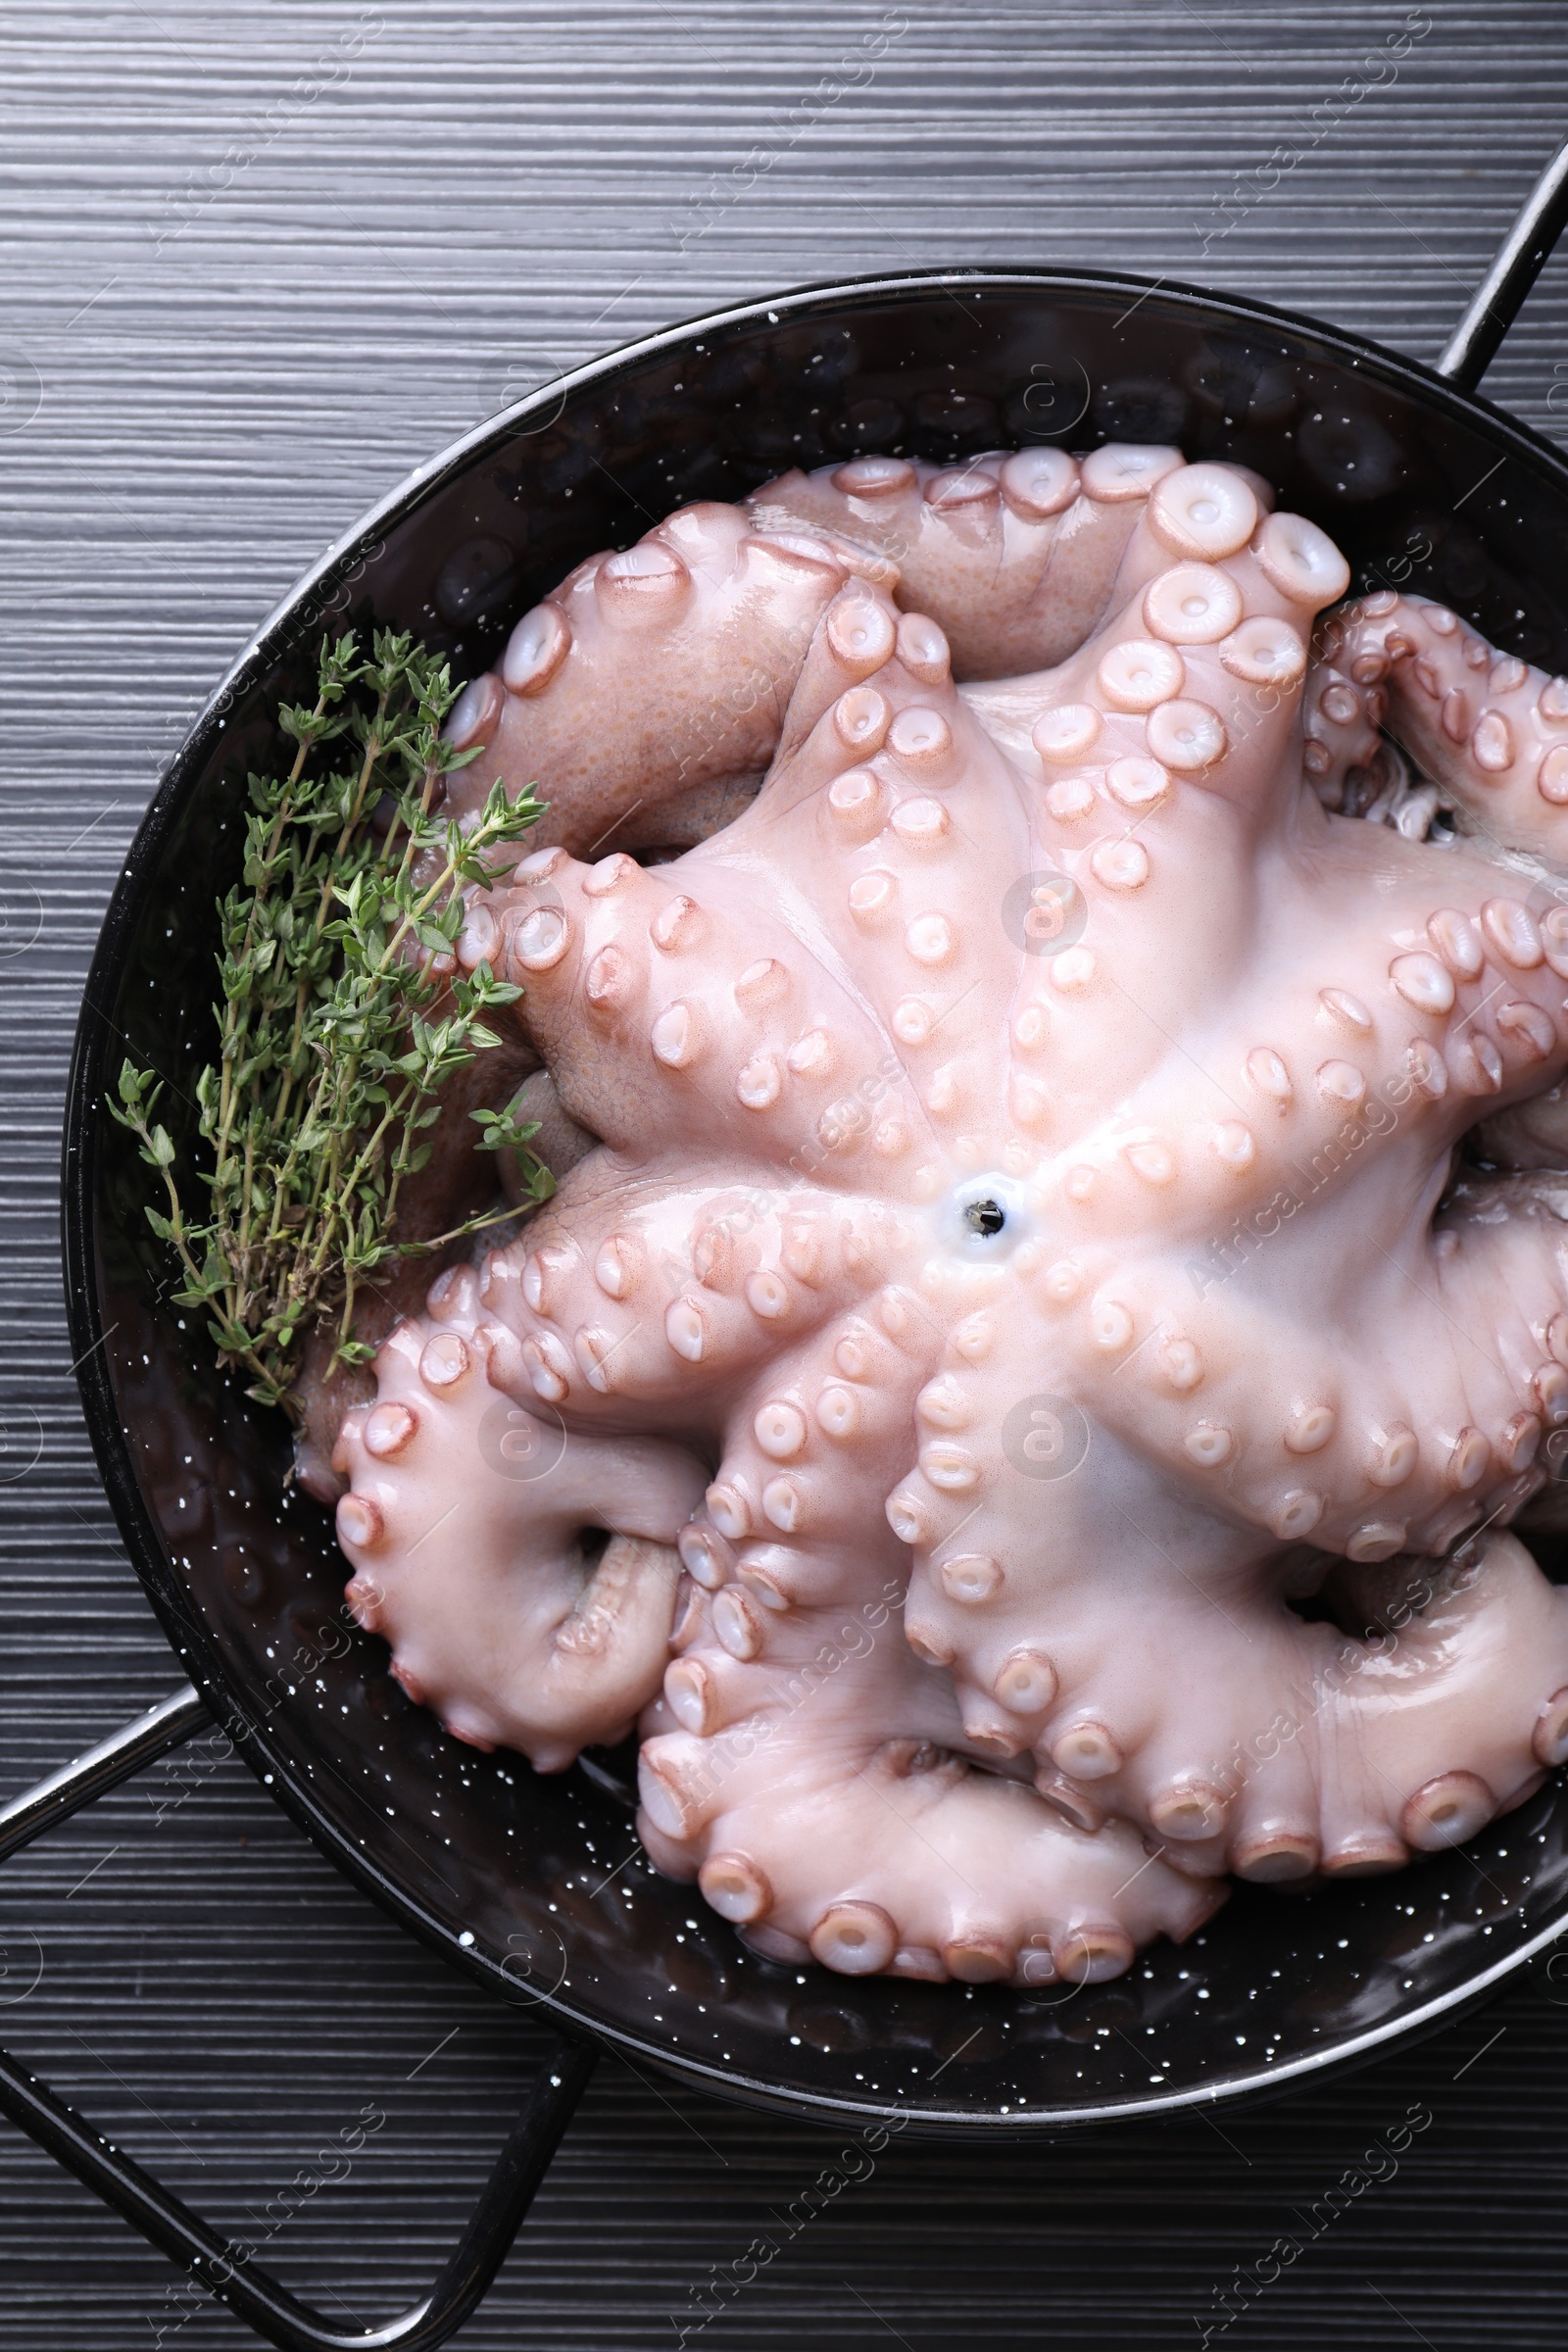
[113,628,554,1412]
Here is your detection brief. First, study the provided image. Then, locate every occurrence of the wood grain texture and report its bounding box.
[5,1,1568,2341]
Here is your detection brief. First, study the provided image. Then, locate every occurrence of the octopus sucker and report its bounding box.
[325,446,1568,1984]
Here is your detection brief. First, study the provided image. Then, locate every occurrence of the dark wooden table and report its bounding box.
[5,4,1568,2342]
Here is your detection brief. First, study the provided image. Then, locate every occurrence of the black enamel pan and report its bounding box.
[6,135,1568,2352]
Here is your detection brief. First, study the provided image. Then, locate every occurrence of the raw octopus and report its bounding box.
[330,440,1568,1988]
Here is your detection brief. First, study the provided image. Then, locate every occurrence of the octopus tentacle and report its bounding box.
[1326,592,1568,858]
[1049,856,1568,1283]
[466,1181,909,1428]
[1474,1080,1568,1171]
[768,576,908,770]
[637,1580,1220,1983]
[334,1298,707,1769]
[687,1296,936,1615]
[747,444,1189,681]
[902,1438,1568,1878]
[1312,1538,1565,1856]
[443,501,875,855]
[891,1361,1348,1877]
[1300,653,1387,810]
[468,839,943,1177]
[749,659,1041,1179]
[1012,484,1343,821]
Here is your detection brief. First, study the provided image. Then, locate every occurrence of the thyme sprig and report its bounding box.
[113,627,553,1411]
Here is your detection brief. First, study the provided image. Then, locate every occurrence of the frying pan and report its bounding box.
[6,135,1568,2352]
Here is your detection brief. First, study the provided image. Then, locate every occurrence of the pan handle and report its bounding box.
[0,1688,598,2352]
[1438,133,1568,389]
[0,1682,211,1859]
